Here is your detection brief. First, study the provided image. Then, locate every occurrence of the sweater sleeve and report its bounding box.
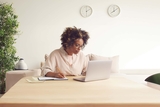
[42,51,57,76]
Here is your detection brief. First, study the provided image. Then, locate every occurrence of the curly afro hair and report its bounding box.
[61,26,90,49]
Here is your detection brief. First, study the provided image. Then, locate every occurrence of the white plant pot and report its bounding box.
[15,58,28,70]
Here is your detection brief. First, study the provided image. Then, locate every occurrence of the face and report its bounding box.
[69,39,84,55]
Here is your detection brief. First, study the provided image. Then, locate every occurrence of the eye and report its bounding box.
[74,44,83,48]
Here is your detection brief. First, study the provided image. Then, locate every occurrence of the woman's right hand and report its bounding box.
[45,72,65,78]
[45,66,65,78]
[55,66,65,78]
[53,72,65,78]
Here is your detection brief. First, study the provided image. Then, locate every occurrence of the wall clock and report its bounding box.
[107,5,120,17]
[80,5,93,18]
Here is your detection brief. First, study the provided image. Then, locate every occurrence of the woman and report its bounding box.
[42,26,90,78]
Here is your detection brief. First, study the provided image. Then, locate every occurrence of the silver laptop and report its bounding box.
[73,60,112,82]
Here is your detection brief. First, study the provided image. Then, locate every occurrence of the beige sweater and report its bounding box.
[42,47,89,76]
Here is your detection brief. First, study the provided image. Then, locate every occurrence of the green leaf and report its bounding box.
[0,2,20,93]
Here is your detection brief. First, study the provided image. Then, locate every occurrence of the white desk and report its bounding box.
[1,76,160,107]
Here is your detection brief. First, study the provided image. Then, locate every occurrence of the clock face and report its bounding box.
[107,5,120,17]
[80,5,92,18]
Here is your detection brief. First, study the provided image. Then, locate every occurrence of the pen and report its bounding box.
[56,66,62,72]
[56,66,65,78]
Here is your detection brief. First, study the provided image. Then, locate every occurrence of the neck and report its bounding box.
[65,48,73,56]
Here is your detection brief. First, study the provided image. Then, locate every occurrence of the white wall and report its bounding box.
[1,0,160,72]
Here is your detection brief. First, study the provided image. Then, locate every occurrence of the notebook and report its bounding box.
[38,76,68,81]
[73,60,112,82]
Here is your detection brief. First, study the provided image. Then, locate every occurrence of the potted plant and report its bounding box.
[0,3,19,94]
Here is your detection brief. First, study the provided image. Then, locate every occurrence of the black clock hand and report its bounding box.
[86,8,91,17]
[86,9,91,12]
[111,8,119,13]
[86,6,88,16]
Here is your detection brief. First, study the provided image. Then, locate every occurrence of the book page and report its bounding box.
[38,77,68,81]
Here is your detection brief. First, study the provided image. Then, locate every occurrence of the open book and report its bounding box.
[38,76,68,81]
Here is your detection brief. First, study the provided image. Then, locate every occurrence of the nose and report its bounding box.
[77,48,81,51]
[77,46,82,50]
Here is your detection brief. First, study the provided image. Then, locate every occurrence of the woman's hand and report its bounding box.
[45,72,65,78]
[53,72,65,78]
[45,66,65,78]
